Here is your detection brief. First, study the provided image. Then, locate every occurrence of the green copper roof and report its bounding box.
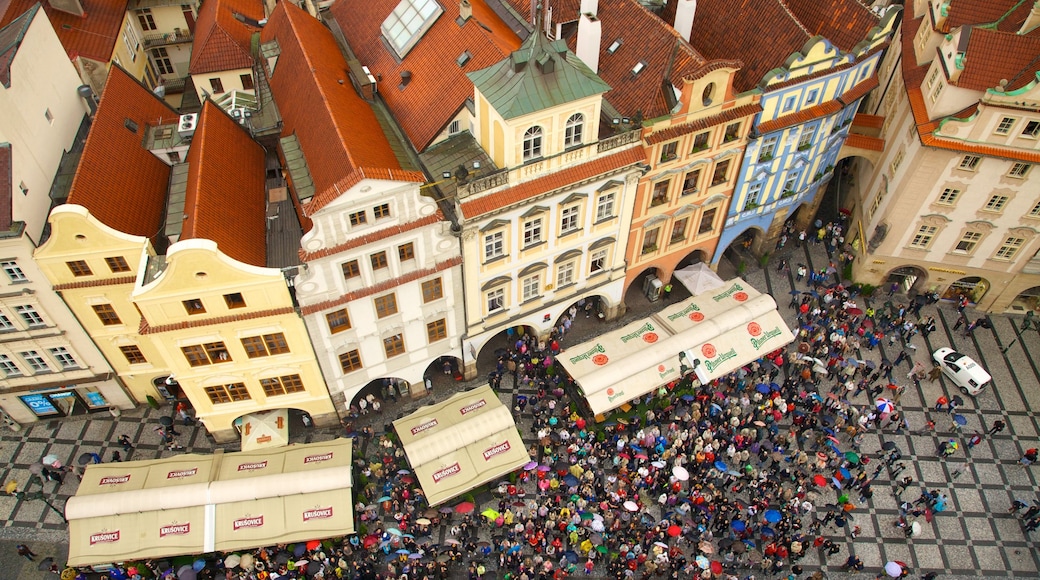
[467,33,610,120]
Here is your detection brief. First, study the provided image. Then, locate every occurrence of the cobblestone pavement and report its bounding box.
[0,237,1037,579]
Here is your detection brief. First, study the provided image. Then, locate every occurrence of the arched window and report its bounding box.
[523,126,543,161]
[564,113,584,147]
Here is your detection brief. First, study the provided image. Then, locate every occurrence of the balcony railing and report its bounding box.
[143,30,193,49]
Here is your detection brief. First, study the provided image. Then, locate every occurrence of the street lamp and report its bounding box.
[6,476,66,522]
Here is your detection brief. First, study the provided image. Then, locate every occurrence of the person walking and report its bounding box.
[988,419,1006,435]
[118,434,133,452]
[1021,448,1038,467]
[15,544,36,561]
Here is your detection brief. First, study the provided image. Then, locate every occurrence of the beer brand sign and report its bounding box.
[459,399,486,415]
[410,419,438,436]
[432,462,461,482]
[166,468,198,479]
[90,530,120,545]
[99,475,131,486]
[482,441,511,461]
[303,507,333,521]
[159,523,191,537]
[237,461,268,472]
[304,452,333,464]
[233,515,264,530]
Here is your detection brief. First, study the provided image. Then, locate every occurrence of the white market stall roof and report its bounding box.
[393,385,530,507]
[65,438,354,567]
[560,278,795,416]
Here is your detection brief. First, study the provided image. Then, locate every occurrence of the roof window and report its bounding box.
[457,51,472,67]
[631,61,646,76]
[381,0,444,59]
[607,39,622,54]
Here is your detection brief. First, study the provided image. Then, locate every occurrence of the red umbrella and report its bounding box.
[667,525,681,537]
[846,307,863,316]
[710,561,723,574]
[363,535,379,549]
[455,502,475,514]
[813,474,827,486]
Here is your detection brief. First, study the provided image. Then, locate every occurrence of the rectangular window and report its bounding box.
[1030,200,1040,217]
[958,155,981,170]
[152,48,174,75]
[1009,163,1032,178]
[954,231,983,254]
[870,188,885,217]
[782,96,795,112]
[182,299,206,315]
[984,195,1009,212]
[341,260,360,279]
[682,170,701,195]
[782,174,798,196]
[486,288,504,312]
[0,313,14,330]
[995,117,1016,135]
[422,278,443,302]
[339,350,362,373]
[936,188,961,205]
[889,148,905,174]
[398,242,415,261]
[223,293,246,309]
[723,123,740,142]
[660,141,678,163]
[374,203,391,219]
[806,89,818,104]
[427,319,447,342]
[711,160,730,186]
[926,67,940,89]
[48,347,79,369]
[670,218,689,244]
[122,23,140,60]
[995,237,1025,260]
[375,293,398,318]
[484,231,504,260]
[240,73,254,90]
[326,309,351,333]
[1,260,27,282]
[557,262,575,287]
[260,374,305,396]
[798,126,817,150]
[21,350,49,372]
[384,333,405,357]
[204,383,250,404]
[522,274,540,301]
[691,131,709,152]
[929,81,943,103]
[67,260,92,277]
[17,304,45,326]
[241,333,289,358]
[0,354,21,376]
[1023,120,1040,138]
[650,180,670,206]
[370,251,388,270]
[349,211,367,226]
[523,218,543,246]
[181,345,207,366]
[119,345,147,364]
[590,250,607,274]
[105,256,131,273]
[596,192,615,220]
[642,228,660,254]
[910,225,938,248]
[209,78,224,94]
[181,342,230,366]
[137,9,156,30]
[745,183,763,210]
[758,136,778,162]
[560,205,579,232]
[698,208,717,235]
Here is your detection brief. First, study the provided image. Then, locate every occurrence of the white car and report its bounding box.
[932,347,991,396]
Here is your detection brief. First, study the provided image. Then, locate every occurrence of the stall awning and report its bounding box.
[241,408,289,451]
[66,439,354,567]
[560,278,795,416]
[393,385,530,506]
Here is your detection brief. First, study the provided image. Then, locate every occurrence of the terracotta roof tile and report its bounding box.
[783,0,879,53]
[940,0,1022,33]
[140,306,295,334]
[645,103,763,145]
[263,3,418,214]
[0,143,10,231]
[299,211,444,262]
[756,99,843,134]
[181,101,267,267]
[0,0,126,62]
[52,274,137,290]
[300,256,462,315]
[900,12,929,90]
[332,0,520,151]
[843,133,885,152]
[188,0,263,75]
[851,113,884,129]
[67,66,180,239]
[459,146,644,218]
[955,27,1040,91]
[838,75,879,105]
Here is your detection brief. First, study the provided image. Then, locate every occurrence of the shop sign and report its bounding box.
[19,394,57,415]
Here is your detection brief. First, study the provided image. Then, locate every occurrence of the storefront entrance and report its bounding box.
[941,276,990,304]
[18,387,109,418]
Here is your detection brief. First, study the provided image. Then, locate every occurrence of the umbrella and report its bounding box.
[953,414,967,426]
[910,521,922,536]
[696,555,710,569]
[37,558,54,572]
[387,528,403,536]
[563,551,579,563]
[673,465,690,481]
[306,540,320,551]
[77,453,95,466]
[761,526,775,537]
[455,502,475,513]
[711,561,723,575]
[732,542,746,554]
[756,384,771,394]
[444,538,461,545]
[832,477,842,488]
[224,554,241,568]
[193,560,206,572]
[788,290,803,296]
[847,307,864,316]
[698,541,714,554]
[439,507,455,514]
[865,359,877,369]
[537,465,552,472]
[651,460,666,469]
[377,496,392,502]
[813,474,827,486]
[177,565,198,580]
[714,460,727,472]
[275,551,291,565]
[667,525,681,537]
[481,509,500,519]
[623,501,639,512]
[885,562,903,577]
[395,549,410,555]
[416,518,431,525]
[524,461,538,471]
[591,520,605,532]
[951,395,964,406]
[731,520,746,531]
[763,510,781,523]
[876,398,894,414]
[882,441,898,451]
[159,416,173,426]
[408,553,422,559]
[845,451,860,465]
[42,454,59,466]
[680,394,695,402]
[839,467,851,479]
[563,475,579,487]
[436,554,451,563]
[27,462,44,475]
[363,535,379,549]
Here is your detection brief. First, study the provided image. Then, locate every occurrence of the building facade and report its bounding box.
[188,0,263,106]
[130,0,199,108]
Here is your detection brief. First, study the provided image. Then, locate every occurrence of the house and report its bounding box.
[187,0,264,107]
[0,5,130,424]
[34,67,337,442]
[853,0,1040,312]
[261,2,466,412]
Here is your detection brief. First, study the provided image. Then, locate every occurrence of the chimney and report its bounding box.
[48,0,85,17]
[673,0,697,42]
[576,2,601,74]
[459,0,472,22]
[1021,0,1040,35]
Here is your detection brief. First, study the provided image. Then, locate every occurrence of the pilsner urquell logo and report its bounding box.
[711,283,745,302]
[303,507,333,521]
[482,441,511,460]
[167,468,198,479]
[459,399,486,415]
[432,462,461,482]
[667,302,701,321]
[304,452,333,464]
[90,530,120,545]
[410,419,438,435]
[606,387,626,402]
[99,475,131,485]
[237,461,268,472]
[233,516,264,530]
[750,326,784,350]
[159,523,190,537]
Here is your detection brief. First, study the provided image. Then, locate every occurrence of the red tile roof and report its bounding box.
[838,76,879,105]
[851,113,884,129]
[459,146,644,218]
[67,66,179,239]
[331,0,520,152]
[0,0,127,62]
[180,101,267,267]
[188,0,262,75]
[299,211,444,261]
[686,0,877,92]
[955,27,1040,91]
[140,306,295,334]
[645,103,763,145]
[300,256,462,315]
[843,133,884,152]
[756,99,843,134]
[52,274,137,290]
[263,3,423,216]
[0,143,10,231]
[939,0,1023,33]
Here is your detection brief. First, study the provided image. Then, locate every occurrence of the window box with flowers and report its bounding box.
[781,189,796,199]
[743,201,759,212]
[797,143,812,151]
[641,244,658,254]
[758,153,773,163]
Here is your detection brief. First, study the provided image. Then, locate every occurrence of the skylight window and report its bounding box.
[381,0,444,59]
[631,61,646,76]
[607,39,622,54]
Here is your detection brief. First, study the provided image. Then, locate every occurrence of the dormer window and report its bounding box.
[523,126,543,162]
[564,113,584,148]
[381,0,443,59]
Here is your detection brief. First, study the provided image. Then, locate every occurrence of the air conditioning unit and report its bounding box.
[177,113,198,138]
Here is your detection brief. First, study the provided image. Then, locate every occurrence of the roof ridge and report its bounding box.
[776,0,813,39]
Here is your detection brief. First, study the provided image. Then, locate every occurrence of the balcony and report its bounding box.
[143,29,193,49]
